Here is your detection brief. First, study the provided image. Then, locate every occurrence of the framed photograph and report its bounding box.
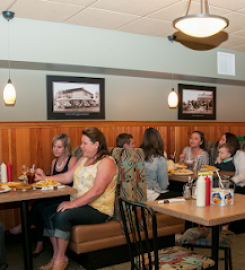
[47,75,105,120]
[178,84,216,120]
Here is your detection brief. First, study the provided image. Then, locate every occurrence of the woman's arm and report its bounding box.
[50,159,56,176]
[156,157,169,191]
[198,151,209,167]
[57,157,117,212]
[179,147,188,162]
[68,156,78,170]
[35,158,82,184]
[232,151,245,184]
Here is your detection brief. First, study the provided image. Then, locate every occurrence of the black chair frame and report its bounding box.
[119,197,159,270]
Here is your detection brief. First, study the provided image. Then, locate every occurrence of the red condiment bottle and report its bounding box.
[7,162,12,182]
[204,175,211,206]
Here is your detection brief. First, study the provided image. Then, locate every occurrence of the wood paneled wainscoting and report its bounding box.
[1,121,245,229]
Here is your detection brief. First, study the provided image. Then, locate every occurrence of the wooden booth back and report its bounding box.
[1,120,245,229]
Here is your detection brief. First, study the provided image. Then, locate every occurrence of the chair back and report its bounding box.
[111,148,147,221]
[119,197,158,270]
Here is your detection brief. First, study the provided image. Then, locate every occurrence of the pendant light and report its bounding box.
[2,11,16,105]
[168,88,178,108]
[173,0,229,38]
[167,39,178,109]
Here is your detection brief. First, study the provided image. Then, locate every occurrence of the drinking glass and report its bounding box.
[220,175,230,189]
[20,165,28,181]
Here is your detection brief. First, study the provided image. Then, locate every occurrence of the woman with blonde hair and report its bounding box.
[8,133,77,257]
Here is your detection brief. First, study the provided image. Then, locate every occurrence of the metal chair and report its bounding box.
[119,197,215,270]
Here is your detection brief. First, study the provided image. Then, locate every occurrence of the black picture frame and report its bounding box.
[178,84,216,120]
[47,75,105,120]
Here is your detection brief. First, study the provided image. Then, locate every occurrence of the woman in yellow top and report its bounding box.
[36,127,117,270]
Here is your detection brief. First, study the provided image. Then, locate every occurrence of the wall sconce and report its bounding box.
[168,88,178,108]
[173,0,229,38]
[2,11,16,105]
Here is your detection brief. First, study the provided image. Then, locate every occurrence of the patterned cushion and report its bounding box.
[71,146,83,160]
[141,246,215,269]
[179,227,235,248]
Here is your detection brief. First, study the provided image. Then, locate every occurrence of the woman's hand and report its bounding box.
[34,168,46,182]
[57,201,75,212]
[179,152,186,162]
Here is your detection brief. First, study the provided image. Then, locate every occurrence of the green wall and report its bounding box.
[0,17,244,121]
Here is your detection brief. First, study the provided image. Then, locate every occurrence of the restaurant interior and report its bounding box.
[1,0,245,269]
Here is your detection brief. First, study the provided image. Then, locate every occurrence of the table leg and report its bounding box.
[20,200,33,270]
[211,225,219,270]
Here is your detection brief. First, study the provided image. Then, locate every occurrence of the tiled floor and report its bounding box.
[5,231,245,270]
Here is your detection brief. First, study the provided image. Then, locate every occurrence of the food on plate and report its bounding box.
[175,162,187,168]
[169,168,193,174]
[34,179,60,187]
[200,165,218,171]
[0,184,9,192]
[167,160,175,166]
[16,183,33,191]
[167,160,175,172]
[7,182,21,187]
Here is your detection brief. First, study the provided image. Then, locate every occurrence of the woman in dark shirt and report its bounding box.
[8,134,77,256]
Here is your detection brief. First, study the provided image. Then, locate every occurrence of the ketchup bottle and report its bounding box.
[204,175,211,206]
[7,162,12,182]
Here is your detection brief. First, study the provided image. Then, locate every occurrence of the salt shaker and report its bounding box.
[183,184,192,200]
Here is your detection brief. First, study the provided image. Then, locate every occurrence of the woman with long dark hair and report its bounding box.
[179,131,209,170]
[140,128,181,201]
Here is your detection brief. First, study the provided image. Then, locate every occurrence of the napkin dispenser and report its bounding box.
[211,188,234,206]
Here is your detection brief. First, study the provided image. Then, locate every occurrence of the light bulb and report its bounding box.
[3,79,16,105]
[168,88,178,108]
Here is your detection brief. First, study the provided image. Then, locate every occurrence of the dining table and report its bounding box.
[147,193,245,270]
[168,170,235,192]
[0,179,77,270]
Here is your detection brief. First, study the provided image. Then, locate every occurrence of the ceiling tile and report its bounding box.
[223,12,245,34]
[118,17,174,37]
[11,0,84,22]
[67,8,139,29]
[206,0,245,11]
[91,0,181,16]
[148,1,230,23]
[45,0,97,7]
[3,0,245,53]
[0,0,16,10]
[218,34,245,48]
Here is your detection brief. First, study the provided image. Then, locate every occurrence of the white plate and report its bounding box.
[33,181,61,189]
[172,172,193,176]
[0,186,11,193]
[18,175,27,181]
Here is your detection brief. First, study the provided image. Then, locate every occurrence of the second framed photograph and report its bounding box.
[178,84,216,120]
[47,75,105,120]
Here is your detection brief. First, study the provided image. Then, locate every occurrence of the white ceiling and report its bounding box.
[2,0,245,52]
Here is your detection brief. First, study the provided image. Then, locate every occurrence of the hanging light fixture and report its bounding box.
[2,11,16,105]
[168,88,178,108]
[173,0,229,38]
